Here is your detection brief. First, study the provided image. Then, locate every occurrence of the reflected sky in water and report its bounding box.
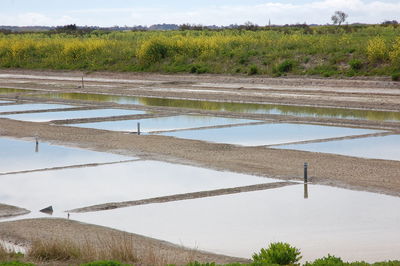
[0,103,74,113]
[0,108,146,122]
[32,92,400,122]
[71,185,400,263]
[0,137,132,173]
[0,160,275,211]
[277,134,400,161]
[162,123,381,146]
[69,115,258,133]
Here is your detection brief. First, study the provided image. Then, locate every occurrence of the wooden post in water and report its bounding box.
[81,76,85,89]
[304,162,308,183]
[137,122,141,135]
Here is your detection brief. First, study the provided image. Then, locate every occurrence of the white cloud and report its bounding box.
[0,13,75,26]
[0,0,399,26]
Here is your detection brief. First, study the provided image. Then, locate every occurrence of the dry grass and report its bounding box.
[27,235,138,264]
[25,234,199,265]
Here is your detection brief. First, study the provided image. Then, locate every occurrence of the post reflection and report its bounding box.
[304,183,309,199]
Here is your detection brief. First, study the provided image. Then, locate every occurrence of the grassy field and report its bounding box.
[0,25,400,78]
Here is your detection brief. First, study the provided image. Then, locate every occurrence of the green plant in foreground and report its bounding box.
[252,242,302,265]
[392,72,400,81]
[249,65,259,75]
[276,60,295,73]
[349,59,363,71]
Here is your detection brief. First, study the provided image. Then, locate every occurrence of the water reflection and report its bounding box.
[32,92,400,122]
[277,134,400,161]
[0,160,276,211]
[304,183,309,199]
[161,123,381,146]
[74,185,400,262]
[69,115,258,133]
[0,137,132,174]
[0,108,146,122]
[8,185,392,263]
[0,103,75,113]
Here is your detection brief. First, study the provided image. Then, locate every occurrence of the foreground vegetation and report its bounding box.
[0,25,400,78]
[1,240,399,266]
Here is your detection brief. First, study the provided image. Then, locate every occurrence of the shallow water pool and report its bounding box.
[0,108,146,122]
[0,137,132,174]
[0,103,75,113]
[161,123,382,146]
[69,115,258,133]
[276,134,400,161]
[0,160,276,211]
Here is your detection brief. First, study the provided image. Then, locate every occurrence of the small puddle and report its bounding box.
[0,160,276,212]
[161,123,382,146]
[0,100,14,104]
[32,92,400,122]
[276,134,400,161]
[0,108,146,122]
[0,137,133,174]
[0,103,75,113]
[69,115,259,133]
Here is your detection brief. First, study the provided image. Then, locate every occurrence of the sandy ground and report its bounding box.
[0,69,400,263]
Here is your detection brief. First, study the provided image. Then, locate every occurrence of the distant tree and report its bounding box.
[331,11,348,26]
[382,20,398,28]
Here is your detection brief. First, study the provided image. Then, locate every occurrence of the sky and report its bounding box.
[1,0,399,27]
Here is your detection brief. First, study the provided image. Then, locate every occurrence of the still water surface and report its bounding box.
[161,123,381,146]
[4,184,399,263]
[277,134,400,161]
[69,115,258,133]
[0,160,275,211]
[0,108,146,122]
[0,138,132,174]
[32,92,400,122]
[0,103,74,113]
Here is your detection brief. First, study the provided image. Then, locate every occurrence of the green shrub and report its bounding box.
[249,65,259,75]
[304,254,344,266]
[392,72,400,81]
[277,60,294,73]
[349,59,363,71]
[252,242,302,265]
